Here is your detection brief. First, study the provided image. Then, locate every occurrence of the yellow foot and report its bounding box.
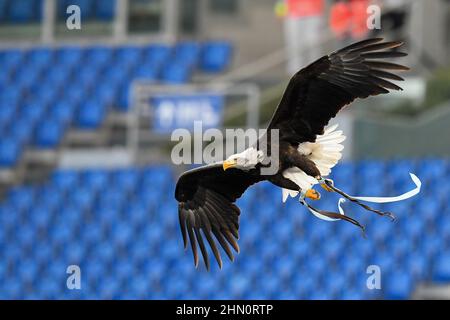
[321,183,333,192]
[305,189,321,200]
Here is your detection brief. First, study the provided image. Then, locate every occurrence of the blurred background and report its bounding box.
[0,0,449,300]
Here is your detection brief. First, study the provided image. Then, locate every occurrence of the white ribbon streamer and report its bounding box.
[300,199,342,221]
[302,173,422,222]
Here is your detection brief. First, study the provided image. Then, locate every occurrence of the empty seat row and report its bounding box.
[0,41,233,168]
[0,161,449,299]
[0,0,42,23]
[57,0,116,21]
[1,42,232,80]
[0,0,116,23]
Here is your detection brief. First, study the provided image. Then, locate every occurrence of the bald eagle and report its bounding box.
[175,38,409,270]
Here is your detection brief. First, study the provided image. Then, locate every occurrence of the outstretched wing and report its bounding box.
[175,163,263,270]
[268,38,409,143]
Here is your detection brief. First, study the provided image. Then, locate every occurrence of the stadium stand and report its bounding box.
[56,0,117,21]
[0,0,43,24]
[0,159,447,299]
[0,41,232,168]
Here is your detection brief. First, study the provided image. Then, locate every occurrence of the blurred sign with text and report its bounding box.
[152,94,224,133]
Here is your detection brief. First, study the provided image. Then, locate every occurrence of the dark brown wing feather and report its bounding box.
[268,38,409,143]
[175,163,263,270]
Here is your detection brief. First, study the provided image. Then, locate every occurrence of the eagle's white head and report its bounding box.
[223,147,264,171]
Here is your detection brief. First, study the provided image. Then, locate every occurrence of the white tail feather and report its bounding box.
[281,124,345,202]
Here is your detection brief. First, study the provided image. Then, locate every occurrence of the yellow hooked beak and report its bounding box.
[223,159,237,171]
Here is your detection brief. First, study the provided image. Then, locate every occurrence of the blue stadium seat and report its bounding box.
[384,272,414,300]
[28,48,53,66]
[0,88,21,106]
[133,63,158,81]
[142,166,172,186]
[101,67,126,89]
[9,0,39,23]
[34,118,65,148]
[0,104,16,127]
[21,102,47,124]
[82,169,109,191]
[36,0,44,20]
[144,44,172,67]
[97,189,126,211]
[15,68,41,90]
[18,259,38,282]
[273,256,295,279]
[93,83,116,107]
[63,242,84,264]
[228,273,251,297]
[112,168,140,191]
[433,253,450,283]
[325,272,347,296]
[174,42,201,67]
[201,41,232,72]
[50,221,74,243]
[67,188,95,211]
[7,186,35,211]
[405,253,428,280]
[17,224,37,247]
[51,169,78,190]
[56,46,84,66]
[33,242,53,264]
[161,63,191,84]
[59,0,94,20]
[0,0,7,22]
[116,83,131,111]
[305,254,328,275]
[420,235,442,259]
[85,46,113,67]
[30,205,54,230]
[0,139,21,168]
[372,220,394,243]
[0,70,11,88]
[9,117,36,144]
[114,260,133,282]
[35,90,59,108]
[341,289,365,300]
[62,85,86,105]
[116,45,142,65]
[128,240,149,264]
[2,278,23,299]
[437,212,450,233]
[0,49,24,69]
[75,100,106,129]
[95,0,115,20]
[50,101,76,125]
[82,224,104,244]
[75,66,99,89]
[135,184,160,206]
[401,214,425,239]
[129,276,151,298]
[417,158,447,180]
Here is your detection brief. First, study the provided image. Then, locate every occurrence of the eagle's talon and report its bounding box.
[305,189,321,200]
[317,177,334,191]
[385,212,396,221]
